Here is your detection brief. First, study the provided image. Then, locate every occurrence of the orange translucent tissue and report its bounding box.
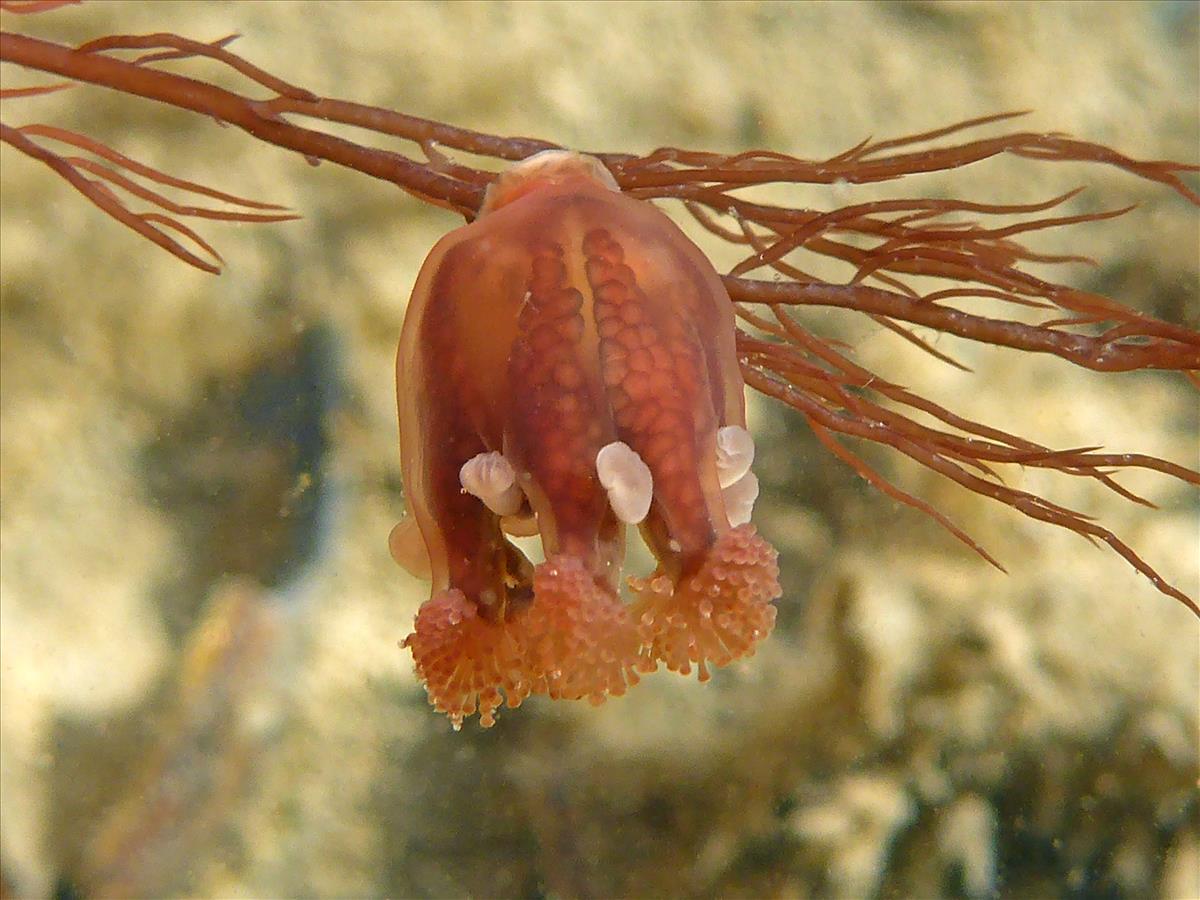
[393,152,781,729]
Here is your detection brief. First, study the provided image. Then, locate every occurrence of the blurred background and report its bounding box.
[1,2,1196,897]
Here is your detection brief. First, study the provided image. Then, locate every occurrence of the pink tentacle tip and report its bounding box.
[402,589,533,730]
[631,525,781,679]
[523,555,645,704]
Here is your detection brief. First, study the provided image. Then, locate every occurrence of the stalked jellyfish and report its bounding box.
[392,152,780,728]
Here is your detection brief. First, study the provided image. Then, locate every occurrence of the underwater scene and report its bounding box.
[1,2,1197,897]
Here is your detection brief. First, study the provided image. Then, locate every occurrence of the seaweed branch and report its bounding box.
[1,12,1196,613]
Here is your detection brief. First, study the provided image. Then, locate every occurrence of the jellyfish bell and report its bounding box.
[394,150,779,728]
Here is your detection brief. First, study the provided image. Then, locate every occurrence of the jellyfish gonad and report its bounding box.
[390,152,780,729]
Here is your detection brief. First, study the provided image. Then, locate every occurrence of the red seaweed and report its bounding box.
[1,11,1196,617]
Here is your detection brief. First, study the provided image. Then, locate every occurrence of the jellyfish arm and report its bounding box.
[394,152,780,728]
[580,206,781,680]
[395,236,541,729]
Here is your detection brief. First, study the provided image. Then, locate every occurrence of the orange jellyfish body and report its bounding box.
[394,152,780,728]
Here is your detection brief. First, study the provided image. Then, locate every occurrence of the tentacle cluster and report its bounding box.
[403,526,781,730]
[631,524,780,680]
